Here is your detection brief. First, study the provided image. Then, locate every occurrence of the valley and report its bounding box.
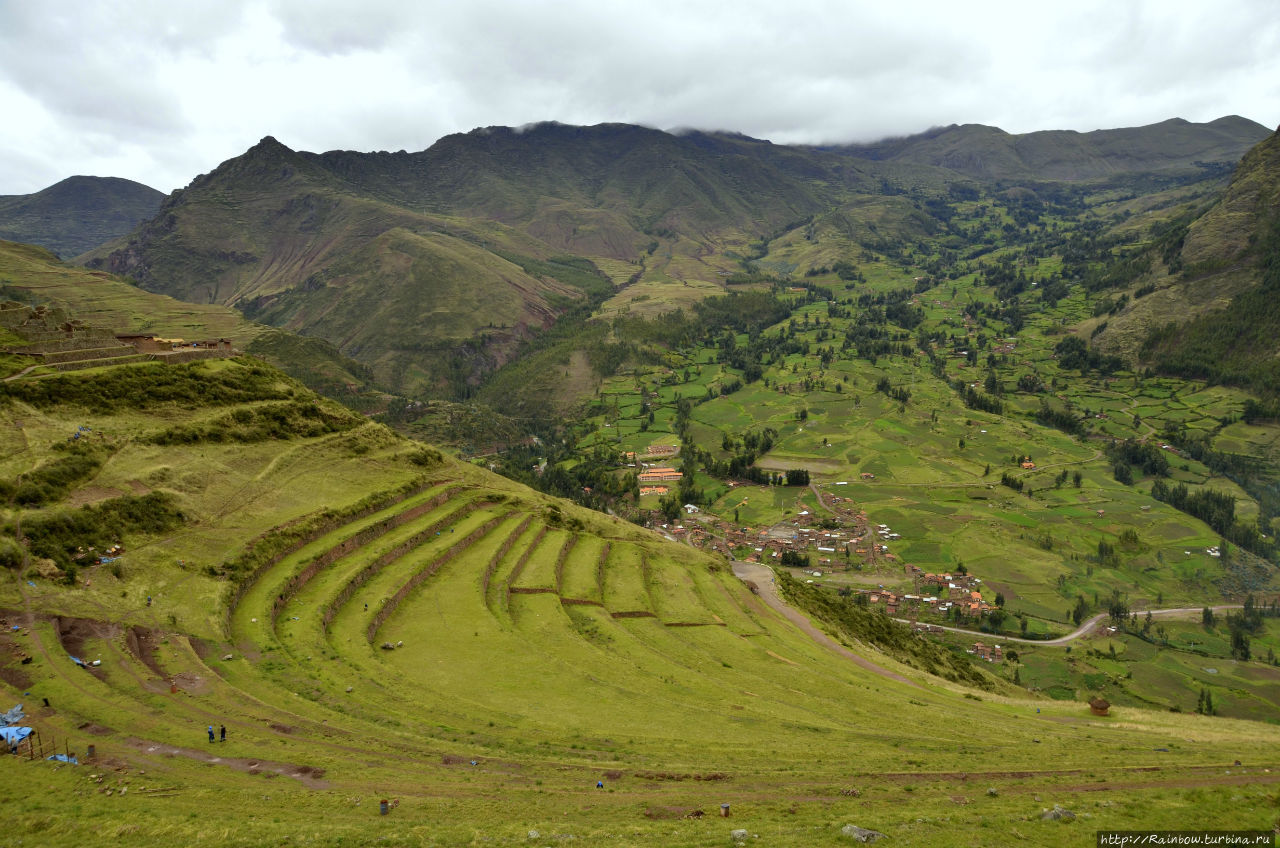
[2,115,1280,845]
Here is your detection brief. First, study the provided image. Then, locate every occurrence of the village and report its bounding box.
[626,440,1001,640]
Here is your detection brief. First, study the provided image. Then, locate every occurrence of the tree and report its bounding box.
[1071,595,1089,626]
[1202,606,1215,628]
[1106,589,1128,622]
[785,468,810,486]
[994,592,1005,608]
[1230,628,1251,661]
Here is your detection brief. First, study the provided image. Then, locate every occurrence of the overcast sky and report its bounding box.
[1,0,1277,195]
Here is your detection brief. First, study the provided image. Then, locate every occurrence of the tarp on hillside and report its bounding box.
[0,703,23,726]
[1,726,33,746]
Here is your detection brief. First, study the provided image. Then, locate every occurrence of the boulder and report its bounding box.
[731,828,748,841]
[1040,804,1075,822]
[841,824,887,842]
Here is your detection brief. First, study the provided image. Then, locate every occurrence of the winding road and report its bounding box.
[731,560,921,688]
[732,560,1243,653]
[894,605,1243,646]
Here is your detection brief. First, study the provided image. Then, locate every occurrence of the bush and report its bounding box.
[0,442,110,507]
[145,401,360,445]
[0,537,23,570]
[18,492,185,569]
[0,361,291,412]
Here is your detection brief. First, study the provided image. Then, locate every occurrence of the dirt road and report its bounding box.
[896,605,1244,646]
[730,561,920,688]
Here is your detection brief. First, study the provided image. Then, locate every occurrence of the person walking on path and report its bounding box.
[219,725,226,742]
[207,725,214,743]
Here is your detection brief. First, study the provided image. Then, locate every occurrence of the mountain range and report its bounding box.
[20,115,1276,398]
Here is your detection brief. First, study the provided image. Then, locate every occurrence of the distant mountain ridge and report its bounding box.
[828,115,1270,181]
[0,175,164,258]
[76,116,1271,397]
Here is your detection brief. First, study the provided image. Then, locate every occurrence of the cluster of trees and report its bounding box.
[1150,480,1275,562]
[1034,401,1084,435]
[1105,438,1170,485]
[1164,428,1280,528]
[874,376,911,405]
[1139,206,1280,396]
[955,380,1004,415]
[1219,595,1275,661]
[1053,336,1123,375]
[490,442,639,515]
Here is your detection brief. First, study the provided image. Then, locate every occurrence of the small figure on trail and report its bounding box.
[147,596,152,607]
[220,725,226,742]
[597,781,604,789]
[207,725,215,743]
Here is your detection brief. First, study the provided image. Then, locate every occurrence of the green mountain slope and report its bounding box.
[1078,126,1280,394]
[0,176,164,258]
[0,239,379,400]
[0,239,261,344]
[79,137,612,396]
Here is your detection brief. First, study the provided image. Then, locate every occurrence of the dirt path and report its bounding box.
[731,561,921,689]
[2,364,40,382]
[122,737,329,788]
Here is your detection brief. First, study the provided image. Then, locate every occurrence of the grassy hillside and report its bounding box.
[0,240,261,345]
[0,176,164,258]
[1135,128,1280,394]
[80,137,614,396]
[2,358,1279,846]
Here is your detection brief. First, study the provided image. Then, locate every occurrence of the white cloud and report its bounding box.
[0,0,1276,194]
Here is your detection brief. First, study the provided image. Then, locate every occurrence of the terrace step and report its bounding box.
[53,353,151,371]
[40,345,135,365]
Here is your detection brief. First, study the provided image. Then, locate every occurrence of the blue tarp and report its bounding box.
[0,703,23,727]
[69,655,85,668]
[1,726,32,745]
[47,753,77,764]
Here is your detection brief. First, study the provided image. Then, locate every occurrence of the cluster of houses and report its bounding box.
[632,443,683,489]
[970,641,1004,662]
[839,563,996,622]
[631,462,1006,629]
